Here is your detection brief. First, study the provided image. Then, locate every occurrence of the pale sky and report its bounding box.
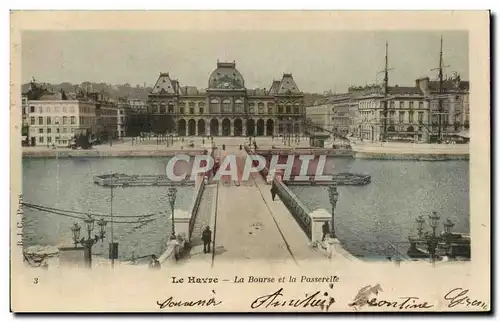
[22,30,468,93]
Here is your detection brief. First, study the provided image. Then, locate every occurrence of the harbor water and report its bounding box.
[288,158,470,259]
[22,156,469,261]
[22,157,195,261]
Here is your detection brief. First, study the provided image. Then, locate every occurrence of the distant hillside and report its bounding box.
[21,82,153,101]
[22,81,327,104]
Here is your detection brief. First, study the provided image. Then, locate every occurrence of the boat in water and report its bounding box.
[93,173,194,187]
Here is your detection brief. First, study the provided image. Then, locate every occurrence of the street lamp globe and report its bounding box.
[168,187,177,208]
[328,185,339,206]
[443,218,454,235]
[71,222,81,244]
[84,214,95,233]
[97,218,108,239]
[428,211,440,230]
[416,215,425,231]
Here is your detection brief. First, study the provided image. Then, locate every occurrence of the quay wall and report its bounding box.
[351,142,469,161]
[353,152,469,161]
[22,149,205,159]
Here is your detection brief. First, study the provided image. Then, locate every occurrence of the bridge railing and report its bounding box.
[187,147,213,240]
[244,145,269,180]
[188,177,206,240]
[273,178,312,240]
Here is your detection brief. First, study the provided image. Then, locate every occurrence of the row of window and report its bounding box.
[30,116,76,125]
[29,116,98,126]
[388,111,425,123]
[388,101,425,109]
[34,127,75,134]
[431,115,470,123]
[29,105,95,114]
[360,111,426,123]
[149,105,302,115]
[36,136,71,144]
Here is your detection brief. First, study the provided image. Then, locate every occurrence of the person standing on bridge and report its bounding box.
[322,221,330,242]
[202,226,212,254]
[271,181,277,201]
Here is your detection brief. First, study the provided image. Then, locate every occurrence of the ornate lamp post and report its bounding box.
[428,211,440,261]
[443,218,454,236]
[71,215,108,268]
[328,185,339,238]
[416,215,425,240]
[168,187,177,237]
[71,223,81,248]
[443,218,455,247]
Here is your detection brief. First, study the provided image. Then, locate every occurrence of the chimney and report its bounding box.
[416,77,430,95]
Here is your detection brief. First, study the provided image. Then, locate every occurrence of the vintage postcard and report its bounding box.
[10,11,490,312]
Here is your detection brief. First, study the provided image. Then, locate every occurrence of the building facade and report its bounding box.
[116,99,130,138]
[22,95,28,126]
[329,94,352,137]
[26,99,96,147]
[304,73,469,143]
[305,103,331,132]
[95,99,119,141]
[353,84,431,142]
[415,74,469,139]
[128,98,148,113]
[147,61,305,137]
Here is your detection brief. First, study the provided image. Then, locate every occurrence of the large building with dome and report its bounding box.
[147,61,305,137]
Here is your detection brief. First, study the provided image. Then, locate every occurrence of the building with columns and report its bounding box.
[147,61,305,137]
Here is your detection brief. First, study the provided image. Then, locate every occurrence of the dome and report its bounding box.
[208,61,245,89]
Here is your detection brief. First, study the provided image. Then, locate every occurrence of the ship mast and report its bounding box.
[379,41,394,141]
[437,36,444,141]
[382,41,389,141]
[431,35,450,143]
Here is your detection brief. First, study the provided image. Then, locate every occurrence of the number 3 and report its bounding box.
[33,277,38,284]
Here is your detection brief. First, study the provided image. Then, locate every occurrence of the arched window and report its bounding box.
[168,101,174,113]
[189,102,195,114]
[267,102,274,114]
[235,99,243,113]
[248,103,255,114]
[294,103,300,114]
[286,102,292,114]
[210,99,219,113]
[222,99,231,113]
[159,101,166,114]
[151,100,158,114]
[258,103,264,114]
[198,102,205,114]
[278,103,284,114]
